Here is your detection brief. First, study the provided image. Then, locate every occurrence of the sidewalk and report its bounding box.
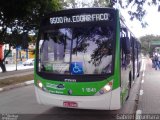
[0,64,34,80]
[0,64,34,92]
[137,57,160,114]
[0,63,34,72]
[0,69,33,80]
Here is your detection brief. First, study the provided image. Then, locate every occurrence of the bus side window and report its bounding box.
[121,37,131,54]
[121,37,131,68]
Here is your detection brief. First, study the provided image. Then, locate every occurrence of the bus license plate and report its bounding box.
[63,101,78,108]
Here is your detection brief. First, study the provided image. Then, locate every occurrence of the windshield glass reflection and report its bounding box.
[38,26,114,75]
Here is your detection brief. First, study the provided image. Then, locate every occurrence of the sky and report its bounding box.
[120,2,160,38]
[77,0,160,38]
[1,0,160,38]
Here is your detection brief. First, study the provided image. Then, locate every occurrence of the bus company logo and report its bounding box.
[64,79,76,82]
[46,83,65,90]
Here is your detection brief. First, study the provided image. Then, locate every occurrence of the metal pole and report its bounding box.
[26,49,28,59]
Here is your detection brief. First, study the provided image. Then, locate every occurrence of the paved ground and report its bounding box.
[0,64,33,80]
[0,63,33,72]
[137,57,160,115]
[0,69,33,80]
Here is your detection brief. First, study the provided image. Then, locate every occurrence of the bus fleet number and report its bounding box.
[82,88,96,93]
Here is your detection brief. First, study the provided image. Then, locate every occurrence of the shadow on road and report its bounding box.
[29,107,118,120]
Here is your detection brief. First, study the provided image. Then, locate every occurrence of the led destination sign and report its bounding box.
[50,13,112,24]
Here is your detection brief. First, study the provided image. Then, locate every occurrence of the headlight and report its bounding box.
[37,80,48,92]
[37,80,43,88]
[104,84,112,91]
[38,82,43,88]
[95,80,113,96]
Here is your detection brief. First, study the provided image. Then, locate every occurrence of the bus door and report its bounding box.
[120,28,132,102]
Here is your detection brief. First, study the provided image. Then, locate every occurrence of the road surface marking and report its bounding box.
[141,79,144,83]
[142,72,145,77]
[140,90,143,96]
[25,80,34,85]
[143,62,146,71]
[140,59,145,72]
[136,110,142,120]
[0,88,3,92]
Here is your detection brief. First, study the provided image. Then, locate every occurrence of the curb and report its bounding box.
[0,73,33,80]
[135,58,146,119]
[0,80,34,93]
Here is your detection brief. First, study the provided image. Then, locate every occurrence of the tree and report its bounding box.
[0,0,61,72]
[61,0,160,27]
[109,0,160,27]
[61,0,110,8]
[61,0,78,8]
[140,35,160,55]
[93,0,110,7]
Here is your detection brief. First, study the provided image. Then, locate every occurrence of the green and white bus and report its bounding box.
[34,8,141,110]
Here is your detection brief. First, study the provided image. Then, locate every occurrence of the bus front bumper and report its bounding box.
[34,86,121,110]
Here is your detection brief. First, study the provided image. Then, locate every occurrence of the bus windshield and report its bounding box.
[38,25,114,75]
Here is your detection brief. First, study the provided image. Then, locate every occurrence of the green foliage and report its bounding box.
[0,0,61,46]
[140,35,160,54]
[103,0,160,28]
[61,0,160,27]
[0,0,61,72]
[61,0,78,8]
[61,0,110,9]
[92,0,110,7]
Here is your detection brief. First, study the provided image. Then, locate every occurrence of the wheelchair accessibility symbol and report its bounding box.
[70,62,83,75]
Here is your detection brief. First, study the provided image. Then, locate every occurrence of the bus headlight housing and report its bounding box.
[37,80,48,92]
[103,84,112,91]
[37,80,43,88]
[95,80,113,96]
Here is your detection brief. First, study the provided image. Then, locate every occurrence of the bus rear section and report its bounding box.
[34,8,121,110]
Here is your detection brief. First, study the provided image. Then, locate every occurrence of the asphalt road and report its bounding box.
[0,73,141,120]
[137,58,160,114]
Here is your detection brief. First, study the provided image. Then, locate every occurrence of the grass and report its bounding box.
[0,74,34,88]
